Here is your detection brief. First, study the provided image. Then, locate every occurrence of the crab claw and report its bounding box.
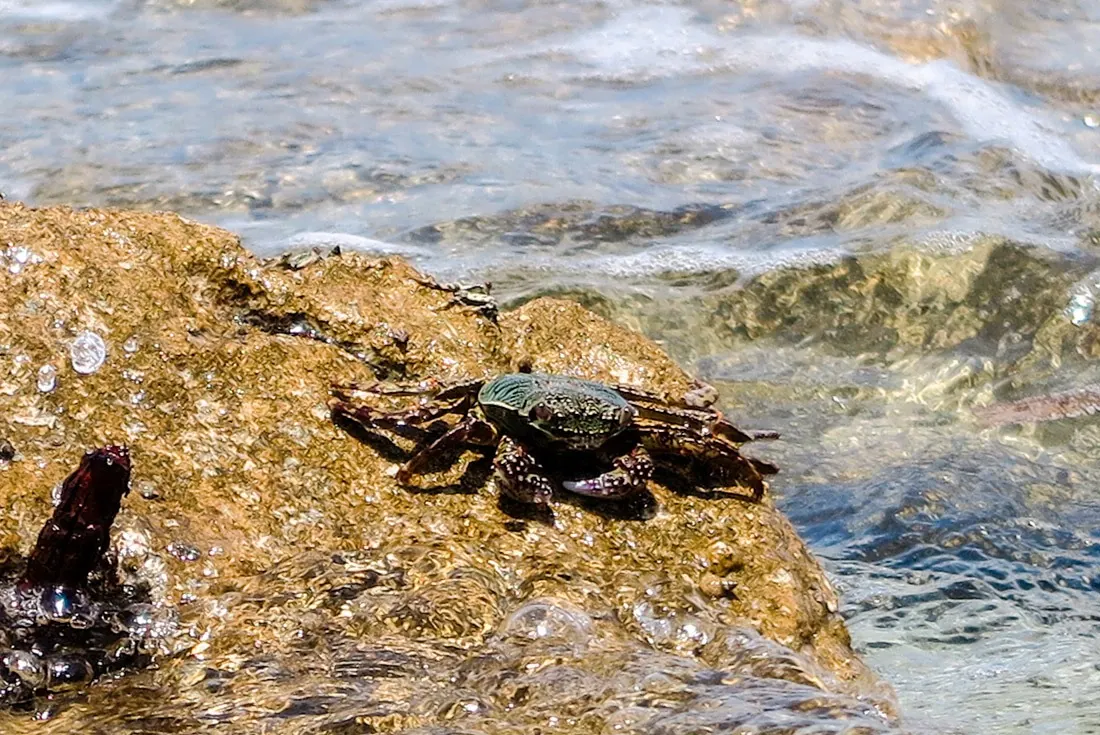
[562,446,654,499]
[493,437,554,505]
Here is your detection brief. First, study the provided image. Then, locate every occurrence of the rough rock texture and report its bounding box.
[0,203,896,733]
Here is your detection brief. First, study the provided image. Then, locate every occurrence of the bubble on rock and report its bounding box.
[44,654,94,692]
[603,705,654,733]
[166,542,202,562]
[4,245,41,275]
[632,601,714,650]
[68,611,97,630]
[39,585,85,623]
[36,364,57,393]
[500,599,594,651]
[70,332,107,375]
[2,650,45,689]
[125,603,179,641]
[122,335,139,353]
[126,604,158,636]
[633,600,673,641]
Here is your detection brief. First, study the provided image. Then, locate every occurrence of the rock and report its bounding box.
[0,202,898,730]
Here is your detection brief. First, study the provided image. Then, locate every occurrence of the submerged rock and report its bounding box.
[0,202,897,731]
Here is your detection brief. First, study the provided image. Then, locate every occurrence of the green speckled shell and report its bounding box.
[478,373,632,449]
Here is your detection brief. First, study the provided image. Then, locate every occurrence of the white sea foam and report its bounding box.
[562,241,840,280]
[0,0,118,22]
[282,232,432,259]
[561,7,1100,175]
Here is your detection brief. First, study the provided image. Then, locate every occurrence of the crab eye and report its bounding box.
[531,404,553,423]
[619,406,634,426]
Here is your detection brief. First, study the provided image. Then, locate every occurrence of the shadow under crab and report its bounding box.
[331,372,778,507]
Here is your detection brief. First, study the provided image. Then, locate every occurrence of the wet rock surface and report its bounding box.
[0,203,896,731]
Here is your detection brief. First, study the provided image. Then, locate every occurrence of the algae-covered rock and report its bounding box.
[539,234,1099,391]
[710,238,1085,356]
[0,202,897,733]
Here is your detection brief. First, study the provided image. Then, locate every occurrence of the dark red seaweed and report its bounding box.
[20,446,131,591]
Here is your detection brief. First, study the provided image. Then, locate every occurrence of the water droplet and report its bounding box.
[123,336,139,354]
[36,365,57,393]
[501,599,593,651]
[44,654,94,691]
[4,245,40,275]
[125,604,178,640]
[39,585,87,623]
[70,332,106,375]
[2,650,45,688]
[167,542,202,562]
[123,420,147,437]
[1067,291,1094,326]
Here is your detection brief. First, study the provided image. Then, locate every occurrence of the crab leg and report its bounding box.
[611,384,778,446]
[329,390,476,441]
[609,383,677,405]
[492,437,556,506]
[560,445,654,500]
[637,404,764,444]
[396,414,498,483]
[609,381,719,409]
[639,427,772,501]
[332,378,485,400]
[331,380,442,397]
[618,390,760,444]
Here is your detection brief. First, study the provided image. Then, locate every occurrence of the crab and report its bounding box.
[330,372,778,506]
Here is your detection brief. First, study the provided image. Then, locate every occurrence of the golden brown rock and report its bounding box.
[0,202,898,732]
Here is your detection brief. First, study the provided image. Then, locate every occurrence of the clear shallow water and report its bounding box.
[701,346,1100,733]
[3,0,1100,731]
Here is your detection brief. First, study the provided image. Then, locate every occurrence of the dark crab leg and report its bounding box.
[639,426,771,501]
[330,389,477,442]
[639,404,779,446]
[610,383,686,406]
[492,437,555,506]
[612,380,723,410]
[561,445,654,500]
[626,399,758,445]
[333,379,485,402]
[749,429,781,442]
[612,384,778,446]
[396,414,498,484]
